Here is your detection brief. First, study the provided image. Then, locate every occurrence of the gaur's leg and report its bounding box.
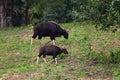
[36,56,39,64]
[31,32,38,45]
[49,56,57,64]
[52,40,55,45]
[38,35,42,44]
[43,54,47,63]
[50,37,55,45]
[55,58,57,64]
[43,58,47,63]
[53,55,57,64]
[45,36,55,45]
[36,53,42,64]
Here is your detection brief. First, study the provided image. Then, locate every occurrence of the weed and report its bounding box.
[110,49,120,64]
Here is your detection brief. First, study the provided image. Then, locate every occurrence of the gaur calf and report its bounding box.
[36,45,68,64]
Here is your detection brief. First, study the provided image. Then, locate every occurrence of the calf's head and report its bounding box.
[62,49,68,54]
[61,46,68,54]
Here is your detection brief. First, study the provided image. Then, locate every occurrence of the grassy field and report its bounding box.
[0,22,120,80]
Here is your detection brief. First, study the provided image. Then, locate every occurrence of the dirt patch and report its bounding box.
[6,59,14,62]
[2,73,26,80]
[90,38,120,52]
[78,77,112,80]
[5,52,23,55]
[15,30,33,40]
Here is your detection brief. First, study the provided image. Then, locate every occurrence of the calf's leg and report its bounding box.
[48,58,57,64]
[43,55,47,63]
[43,58,47,63]
[36,53,42,64]
[53,55,57,64]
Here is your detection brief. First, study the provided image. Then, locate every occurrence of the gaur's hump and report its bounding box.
[34,21,60,29]
[48,21,58,25]
[35,21,58,25]
[40,45,59,49]
[48,21,61,28]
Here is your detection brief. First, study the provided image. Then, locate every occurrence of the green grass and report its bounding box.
[0,22,120,80]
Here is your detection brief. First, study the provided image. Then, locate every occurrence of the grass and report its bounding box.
[0,22,120,80]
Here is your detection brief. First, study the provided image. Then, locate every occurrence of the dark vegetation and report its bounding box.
[0,0,120,29]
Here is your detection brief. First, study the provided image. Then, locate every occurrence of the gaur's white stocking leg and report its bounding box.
[36,56,39,64]
[52,40,55,45]
[43,58,47,63]
[55,58,57,64]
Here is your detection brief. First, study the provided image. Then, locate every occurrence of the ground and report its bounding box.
[0,22,120,80]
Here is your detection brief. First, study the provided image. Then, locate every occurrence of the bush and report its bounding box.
[110,49,120,64]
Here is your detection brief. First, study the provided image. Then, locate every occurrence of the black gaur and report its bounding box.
[31,21,68,45]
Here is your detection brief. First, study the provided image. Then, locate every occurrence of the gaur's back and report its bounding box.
[40,45,61,55]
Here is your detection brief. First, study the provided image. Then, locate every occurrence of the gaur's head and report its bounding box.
[63,29,68,39]
[32,31,38,39]
[31,24,39,45]
[32,24,40,39]
[60,45,68,54]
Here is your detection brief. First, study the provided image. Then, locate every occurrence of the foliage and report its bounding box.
[5,0,120,29]
[110,49,120,64]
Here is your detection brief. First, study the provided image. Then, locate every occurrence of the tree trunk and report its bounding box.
[1,0,7,28]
